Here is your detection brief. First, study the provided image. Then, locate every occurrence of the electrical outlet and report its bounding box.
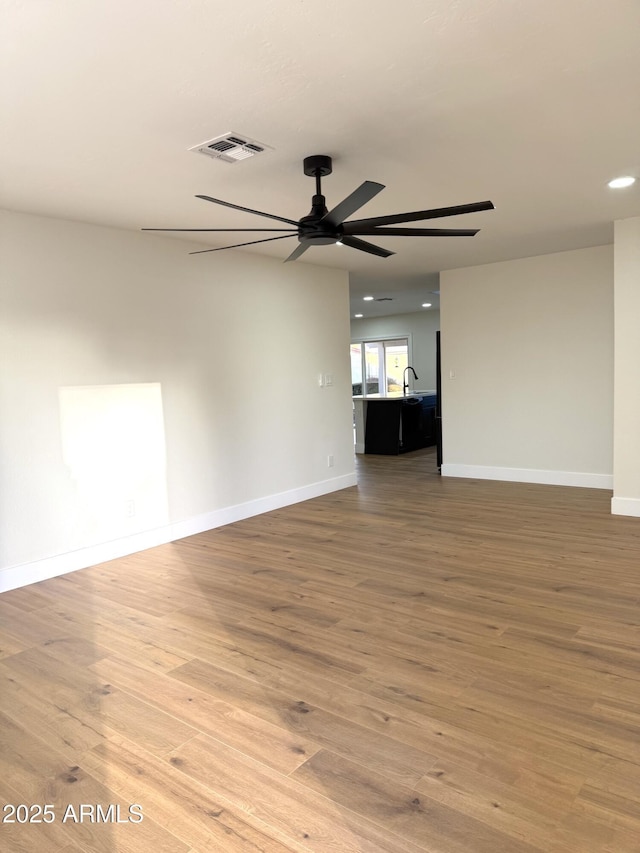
[324,373,334,386]
[318,374,325,387]
[327,455,334,468]
[125,499,135,517]
[449,369,456,380]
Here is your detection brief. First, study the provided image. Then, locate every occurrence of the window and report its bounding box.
[350,337,409,396]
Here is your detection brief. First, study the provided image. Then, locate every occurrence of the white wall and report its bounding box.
[0,210,355,591]
[440,246,614,488]
[350,310,440,390]
[612,216,640,516]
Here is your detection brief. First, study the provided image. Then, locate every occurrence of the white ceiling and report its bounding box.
[2,1,639,319]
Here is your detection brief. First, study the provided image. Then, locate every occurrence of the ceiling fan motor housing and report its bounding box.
[298,224,339,244]
[298,194,339,244]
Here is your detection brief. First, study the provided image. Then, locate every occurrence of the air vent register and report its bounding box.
[189,133,273,164]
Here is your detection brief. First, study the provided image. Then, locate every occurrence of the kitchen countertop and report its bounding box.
[352,391,436,401]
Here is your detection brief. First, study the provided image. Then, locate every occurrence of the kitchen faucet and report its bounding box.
[403,366,419,396]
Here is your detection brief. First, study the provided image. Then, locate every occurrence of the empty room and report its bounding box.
[1,2,640,851]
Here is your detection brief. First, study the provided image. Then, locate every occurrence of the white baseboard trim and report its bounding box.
[441,463,613,490]
[611,496,640,517]
[354,442,365,454]
[0,472,357,594]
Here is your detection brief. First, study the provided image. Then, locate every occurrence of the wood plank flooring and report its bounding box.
[1,448,640,852]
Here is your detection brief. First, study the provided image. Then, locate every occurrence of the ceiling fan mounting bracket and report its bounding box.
[303,155,332,177]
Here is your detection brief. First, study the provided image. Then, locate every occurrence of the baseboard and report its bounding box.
[611,496,640,517]
[0,472,357,594]
[441,463,613,490]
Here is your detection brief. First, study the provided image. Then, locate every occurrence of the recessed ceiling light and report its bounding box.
[363,296,374,301]
[422,303,432,308]
[354,313,363,318]
[608,176,636,189]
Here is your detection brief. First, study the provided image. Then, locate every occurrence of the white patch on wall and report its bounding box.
[58,383,169,540]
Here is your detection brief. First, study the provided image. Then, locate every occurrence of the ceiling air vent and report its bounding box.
[376,297,393,302]
[189,132,273,164]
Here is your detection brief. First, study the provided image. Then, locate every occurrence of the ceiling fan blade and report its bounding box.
[321,181,385,227]
[345,200,495,229]
[340,236,394,258]
[189,234,296,255]
[283,242,311,263]
[196,195,300,226]
[343,226,480,237]
[142,227,298,232]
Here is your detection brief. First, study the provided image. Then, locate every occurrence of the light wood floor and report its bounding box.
[2,449,640,853]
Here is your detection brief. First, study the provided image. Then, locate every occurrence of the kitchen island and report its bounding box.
[353,392,437,454]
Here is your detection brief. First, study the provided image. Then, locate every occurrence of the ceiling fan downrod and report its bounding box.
[300,154,335,235]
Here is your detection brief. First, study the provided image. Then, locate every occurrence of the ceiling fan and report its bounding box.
[143,155,494,262]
